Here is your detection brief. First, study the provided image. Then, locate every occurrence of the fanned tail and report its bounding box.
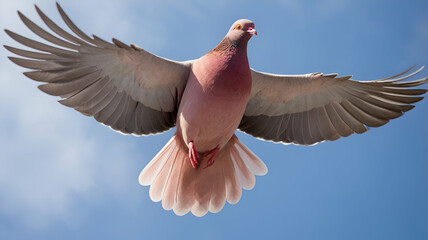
[138,133,267,217]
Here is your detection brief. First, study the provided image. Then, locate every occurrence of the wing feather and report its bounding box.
[94,92,124,123]
[5,30,78,56]
[75,83,116,114]
[18,11,79,50]
[240,68,426,145]
[38,70,101,97]
[6,4,193,135]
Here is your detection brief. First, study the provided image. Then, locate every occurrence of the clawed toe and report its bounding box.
[188,143,220,169]
[202,146,219,169]
[188,141,199,168]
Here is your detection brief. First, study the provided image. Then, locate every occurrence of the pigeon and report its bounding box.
[5,3,427,217]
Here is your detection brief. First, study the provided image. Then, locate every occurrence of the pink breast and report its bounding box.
[176,53,252,152]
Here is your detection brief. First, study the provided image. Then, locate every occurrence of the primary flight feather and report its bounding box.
[5,3,427,216]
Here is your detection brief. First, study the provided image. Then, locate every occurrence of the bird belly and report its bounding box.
[178,97,244,152]
[177,68,251,153]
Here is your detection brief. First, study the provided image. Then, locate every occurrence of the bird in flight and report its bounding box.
[5,3,427,217]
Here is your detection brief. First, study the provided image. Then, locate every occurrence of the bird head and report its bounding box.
[226,19,257,43]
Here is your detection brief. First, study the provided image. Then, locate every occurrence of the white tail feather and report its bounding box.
[138,133,267,217]
[138,136,176,186]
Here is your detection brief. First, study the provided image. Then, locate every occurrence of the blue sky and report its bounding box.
[0,0,427,239]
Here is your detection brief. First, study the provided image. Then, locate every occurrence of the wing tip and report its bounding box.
[58,98,74,108]
[34,4,45,17]
[3,44,12,52]
[37,84,58,97]
[112,38,131,49]
[4,29,12,36]
[16,11,31,27]
[56,2,68,20]
[130,43,144,51]
[17,10,30,23]
[23,71,43,82]
[7,56,25,67]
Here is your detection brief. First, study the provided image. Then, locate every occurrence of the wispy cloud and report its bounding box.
[0,0,151,229]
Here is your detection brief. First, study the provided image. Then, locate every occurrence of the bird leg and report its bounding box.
[188,141,199,168]
[202,146,220,169]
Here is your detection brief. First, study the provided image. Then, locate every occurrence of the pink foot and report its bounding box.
[202,146,220,169]
[188,141,199,168]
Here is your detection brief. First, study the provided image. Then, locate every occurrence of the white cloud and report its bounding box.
[0,64,94,228]
[0,0,151,229]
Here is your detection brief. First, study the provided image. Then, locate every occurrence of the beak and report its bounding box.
[247,27,257,36]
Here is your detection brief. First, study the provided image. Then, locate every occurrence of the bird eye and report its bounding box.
[235,24,242,30]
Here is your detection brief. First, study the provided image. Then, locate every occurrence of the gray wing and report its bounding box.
[5,3,193,135]
[239,66,427,145]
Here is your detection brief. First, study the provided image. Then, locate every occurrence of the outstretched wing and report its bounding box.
[5,3,193,135]
[239,65,427,145]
